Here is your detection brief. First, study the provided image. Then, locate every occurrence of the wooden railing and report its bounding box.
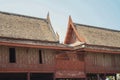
[56,60,84,71]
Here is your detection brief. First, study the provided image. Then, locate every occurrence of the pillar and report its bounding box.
[27,72,30,80]
[97,74,100,80]
[114,74,117,80]
[103,73,106,80]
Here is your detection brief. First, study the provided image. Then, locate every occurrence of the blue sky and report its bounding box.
[0,0,120,42]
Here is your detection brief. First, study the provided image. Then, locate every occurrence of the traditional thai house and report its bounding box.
[0,11,120,80]
[0,11,71,80]
[63,16,120,80]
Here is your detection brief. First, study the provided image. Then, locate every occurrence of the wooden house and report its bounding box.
[0,11,120,80]
[63,16,120,80]
[0,11,71,80]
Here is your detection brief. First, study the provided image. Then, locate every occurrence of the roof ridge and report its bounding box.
[74,23,120,32]
[0,11,46,21]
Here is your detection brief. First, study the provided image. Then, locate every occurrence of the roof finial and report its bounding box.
[47,12,51,24]
[47,12,49,18]
[69,15,73,23]
[47,12,50,20]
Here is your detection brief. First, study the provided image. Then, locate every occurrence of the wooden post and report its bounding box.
[27,72,30,80]
[103,73,106,80]
[54,73,56,80]
[114,74,117,80]
[97,74,100,80]
[85,76,87,80]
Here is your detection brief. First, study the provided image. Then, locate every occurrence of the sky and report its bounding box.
[0,0,120,42]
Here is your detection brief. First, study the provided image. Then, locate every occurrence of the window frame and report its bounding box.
[9,48,16,63]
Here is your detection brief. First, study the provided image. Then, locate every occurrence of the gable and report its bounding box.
[64,25,78,44]
[64,16,86,45]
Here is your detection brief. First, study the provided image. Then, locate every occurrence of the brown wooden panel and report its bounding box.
[56,60,84,71]
[56,53,85,71]
[85,52,120,73]
[0,46,55,72]
[0,64,55,72]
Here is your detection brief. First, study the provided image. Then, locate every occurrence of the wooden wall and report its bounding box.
[0,45,55,72]
[56,53,84,71]
[55,52,85,78]
[85,52,120,73]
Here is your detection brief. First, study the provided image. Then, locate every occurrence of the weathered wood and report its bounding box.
[85,52,120,73]
[0,45,55,72]
[27,72,30,80]
[55,52,85,78]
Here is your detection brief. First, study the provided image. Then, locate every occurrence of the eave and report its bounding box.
[0,38,72,50]
[75,44,120,54]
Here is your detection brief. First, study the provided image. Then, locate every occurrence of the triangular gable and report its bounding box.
[64,16,86,44]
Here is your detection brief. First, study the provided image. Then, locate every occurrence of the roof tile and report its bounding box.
[0,11,58,42]
[74,23,120,47]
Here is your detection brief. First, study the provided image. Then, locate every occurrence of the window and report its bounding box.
[39,50,42,64]
[9,48,16,63]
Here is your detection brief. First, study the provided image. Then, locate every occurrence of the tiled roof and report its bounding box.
[74,23,120,47]
[0,11,58,42]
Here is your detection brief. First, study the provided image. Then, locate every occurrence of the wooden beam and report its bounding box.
[0,41,72,50]
[83,48,120,54]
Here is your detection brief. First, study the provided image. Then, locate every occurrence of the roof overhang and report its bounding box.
[0,37,72,50]
[74,44,120,54]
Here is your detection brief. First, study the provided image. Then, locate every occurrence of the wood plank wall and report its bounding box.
[0,45,55,72]
[85,52,120,73]
[56,53,84,71]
